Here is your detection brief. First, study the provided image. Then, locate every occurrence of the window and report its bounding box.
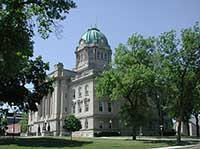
[99,121,103,129]
[99,101,104,112]
[72,89,76,99]
[78,102,82,113]
[105,53,107,60]
[108,102,112,112]
[78,86,82,97]
[85,85,89,96]
[101,52,103,59]
[85,101,89,112]
[85,119,88,129]
[47,124,50,131]
[38,126,41,134]
[72,103,76,113]
[65,107,67,112]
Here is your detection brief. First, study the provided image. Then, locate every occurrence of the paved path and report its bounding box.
[152,145,196,149]
[153,144,200,149]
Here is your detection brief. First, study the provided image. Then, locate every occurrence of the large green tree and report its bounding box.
[0,0,76,110]
[155,23,200,143]
[96,23,200,142]
[96,34,156,140]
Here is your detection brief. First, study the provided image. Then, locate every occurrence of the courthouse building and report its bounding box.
[28,27,123,137]
[28,27,165,137]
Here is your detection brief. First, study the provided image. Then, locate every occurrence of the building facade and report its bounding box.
[28,28,125,137]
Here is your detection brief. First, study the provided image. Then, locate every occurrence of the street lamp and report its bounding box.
[109,120,112,129]
[160,125,163,137]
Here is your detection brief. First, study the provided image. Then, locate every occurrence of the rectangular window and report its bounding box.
[105,53,107,60]
[72,89,75,98]
[85,85,89,96]
[99,121,103,129]
[78,102,82,113]
[108,102,112,112]
[72,104,76,113]
[101,52,103,59]
[99,101,103,112]
[85,119,88,129]
[78,87,82,97]
[85,101,89,112]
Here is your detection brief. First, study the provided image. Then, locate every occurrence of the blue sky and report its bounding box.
[33,0,200,71]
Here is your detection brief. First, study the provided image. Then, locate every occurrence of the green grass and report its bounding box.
[0,137,181,149]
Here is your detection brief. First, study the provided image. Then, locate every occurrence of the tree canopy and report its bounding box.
[96,22,200,143]
[0,0,76,111]
[63,115,82,140]
[96,34,157,140]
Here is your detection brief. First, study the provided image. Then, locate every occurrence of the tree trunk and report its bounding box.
[194,113,199,137]
[177,120,182,143]
[132,125,136,140]
[70,131,72,141]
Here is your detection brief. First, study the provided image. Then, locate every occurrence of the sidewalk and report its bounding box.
[152,145,196,149]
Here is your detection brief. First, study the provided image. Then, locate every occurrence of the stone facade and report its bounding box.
[28,28,123,137]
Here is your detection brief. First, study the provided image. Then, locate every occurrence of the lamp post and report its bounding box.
[160,125,163,137]
[109,120,112,129]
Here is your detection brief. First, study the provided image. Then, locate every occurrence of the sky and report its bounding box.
[33,0,200,72]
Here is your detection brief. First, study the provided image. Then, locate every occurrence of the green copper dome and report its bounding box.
[79,28,110,48]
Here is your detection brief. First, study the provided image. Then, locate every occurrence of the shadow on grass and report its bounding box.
[0,137,93,148]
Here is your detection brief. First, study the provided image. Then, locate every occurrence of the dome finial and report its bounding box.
[95,16,98,29]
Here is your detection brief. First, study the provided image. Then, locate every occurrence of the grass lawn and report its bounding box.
[0,137,178,149]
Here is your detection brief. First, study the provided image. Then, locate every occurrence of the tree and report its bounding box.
[96,34,156,140]
[20,113,28,133]
[0,56,54,111]
[156,23,200,143]
[0,0,76,110]
[96,23,200,142]
[0,0,76,80]
[191,81,200,137]
[63,115,82,141]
